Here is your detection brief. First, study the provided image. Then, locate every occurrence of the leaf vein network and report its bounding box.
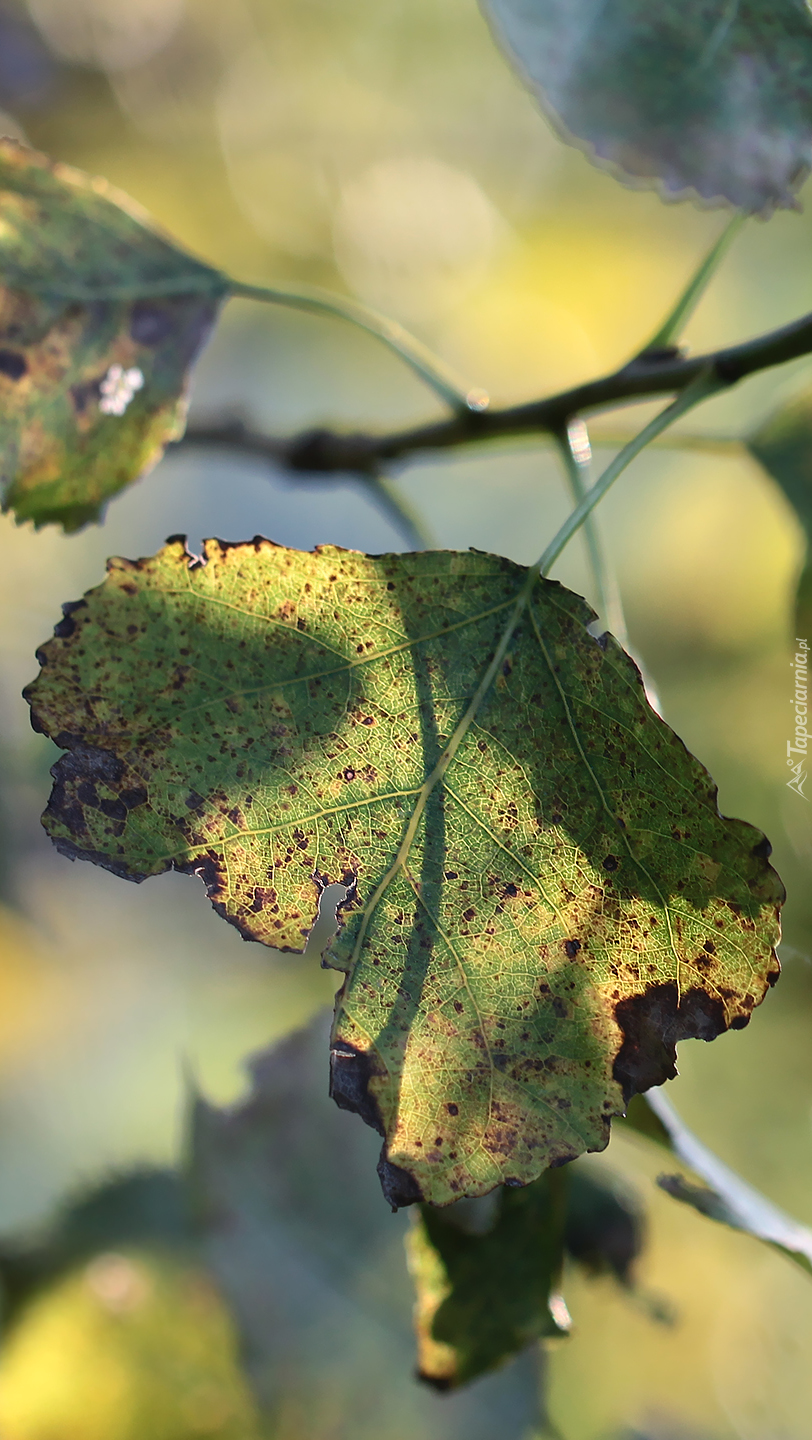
[529,600,684,992]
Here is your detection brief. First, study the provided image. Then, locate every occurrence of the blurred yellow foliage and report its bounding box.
[0,903,70,1072]
[0,1251,262,1440]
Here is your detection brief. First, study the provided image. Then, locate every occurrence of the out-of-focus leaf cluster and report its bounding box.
[0,1013,653,1434]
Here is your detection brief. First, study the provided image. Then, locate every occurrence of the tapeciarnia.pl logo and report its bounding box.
[787,638,809,799]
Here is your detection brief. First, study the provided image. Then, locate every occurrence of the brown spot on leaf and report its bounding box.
[378,1157,423,1209]
[0,348,26,380]
[329,1040,385,1136]
[613,982,727,1101]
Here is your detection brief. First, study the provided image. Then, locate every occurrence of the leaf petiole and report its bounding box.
[537,371,721,579]
[553,420,629,645]
[641,214,745,355]
[624,1089,812,1278]
[227,278,486,416]
[357,473,434,551]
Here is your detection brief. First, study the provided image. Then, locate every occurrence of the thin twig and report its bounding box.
[228,279,485,416]
[357,473,434,551]
[559,423,610,628]
[180,303,812,477]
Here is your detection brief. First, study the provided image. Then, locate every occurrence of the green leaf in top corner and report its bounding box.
[0,140,227,531]
[25,540,783,1207]
[748,385,812,639]
[407,1174,569,1389]
[481,0,812,214]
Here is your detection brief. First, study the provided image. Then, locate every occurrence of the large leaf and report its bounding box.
[748,385,812,641]
[481,0,812,213]
[0,140,226,530]
[25,539,783,1206]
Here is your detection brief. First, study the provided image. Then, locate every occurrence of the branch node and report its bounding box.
[287,428,377,475]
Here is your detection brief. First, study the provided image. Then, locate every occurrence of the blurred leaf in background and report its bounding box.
[191,1010,541,1439]
[0,1248,261,1440]
[481,0,812,212]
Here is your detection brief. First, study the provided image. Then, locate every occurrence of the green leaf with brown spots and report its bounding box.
[0,139,227,530]
[407,1175,569,1389]
[481,0,812,213]
[25,539,783,1207]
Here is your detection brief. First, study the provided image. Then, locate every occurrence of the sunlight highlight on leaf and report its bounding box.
[26,540,783,1206]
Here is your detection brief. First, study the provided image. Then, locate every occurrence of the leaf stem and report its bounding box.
[339,381,719,1095]
[357,473,434,551]
[535,1341,566,1440]
[182,297,812,476]
[537,372,721,578]
[626,1090,812,1278]
[227,279,485,416]
[641,214,744,354]
[553,420,628,645]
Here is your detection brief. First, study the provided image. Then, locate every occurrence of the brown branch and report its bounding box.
[180,308,812,476]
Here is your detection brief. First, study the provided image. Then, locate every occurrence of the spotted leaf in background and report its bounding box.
[482,0,812,213]
[0,140,227,530]
[26,540,783,1206]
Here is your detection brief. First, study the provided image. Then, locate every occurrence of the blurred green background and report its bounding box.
[0,0,810,1435]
